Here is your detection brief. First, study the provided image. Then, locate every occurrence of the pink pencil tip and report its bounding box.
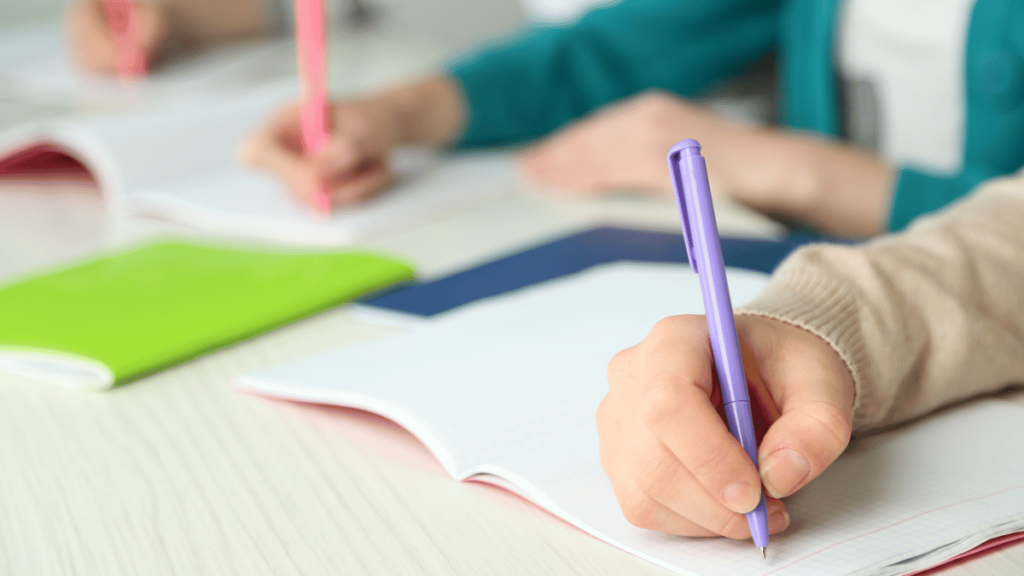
[312,189,332,215]
[105,0,145,80]
[116,54,146,80]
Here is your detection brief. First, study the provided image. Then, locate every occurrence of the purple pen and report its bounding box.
[667,139,770,558]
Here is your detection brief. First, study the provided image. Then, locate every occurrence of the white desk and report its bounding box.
[2,26,1023,576]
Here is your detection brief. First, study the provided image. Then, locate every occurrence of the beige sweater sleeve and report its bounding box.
[738,172,1024,431]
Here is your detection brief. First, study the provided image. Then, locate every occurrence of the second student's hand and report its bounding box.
[66,0,171,76]
[240,77,466,212]
[241,100,396,212]
[520,90,894,239]
[597,314,854,539]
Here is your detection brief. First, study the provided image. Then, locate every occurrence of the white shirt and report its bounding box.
[837,0,978,174]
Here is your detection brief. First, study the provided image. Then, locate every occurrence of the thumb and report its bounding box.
[747,322,854,499]
[758,401,851,499]
[314,136,362,179]
[315,103,400,178]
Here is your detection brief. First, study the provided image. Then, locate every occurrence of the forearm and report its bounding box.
[165,0,273,45]
[725,131,893,238]
[377,76,466,147]
[797,136,893,237]
[738,172,1024,430]
[451,0,781,147]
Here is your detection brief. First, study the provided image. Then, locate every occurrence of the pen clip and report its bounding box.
[668,146,697,274]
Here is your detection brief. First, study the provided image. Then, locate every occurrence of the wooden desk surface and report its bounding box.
[3,163,1023,576]
[1,26,1022,576]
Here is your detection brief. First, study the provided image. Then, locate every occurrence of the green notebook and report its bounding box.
[0,240,415,391]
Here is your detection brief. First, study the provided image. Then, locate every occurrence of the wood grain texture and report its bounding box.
[0,308,672,575]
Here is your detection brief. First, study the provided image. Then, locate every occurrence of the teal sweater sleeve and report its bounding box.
[449,0,782,148]
[888,0,1024,231]
[889,166,1008,232]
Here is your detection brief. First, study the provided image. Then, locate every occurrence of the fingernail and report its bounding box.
[761,449,811,498]
[768,505,791,533]
[722,482,759,514]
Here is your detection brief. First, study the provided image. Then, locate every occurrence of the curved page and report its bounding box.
[238,262,1024,576]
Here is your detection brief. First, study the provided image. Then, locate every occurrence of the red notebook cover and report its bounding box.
[0,143,94,183]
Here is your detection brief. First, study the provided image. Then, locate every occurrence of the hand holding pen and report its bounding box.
[66,0,169,77]
[240,77,464,211]
[671,140,771,555]
[595,140,856,548]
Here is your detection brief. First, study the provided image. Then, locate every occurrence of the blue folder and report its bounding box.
[361,226,826,317]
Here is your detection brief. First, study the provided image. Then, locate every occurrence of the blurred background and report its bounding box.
[0,0,626,132]
[0,0,621,52]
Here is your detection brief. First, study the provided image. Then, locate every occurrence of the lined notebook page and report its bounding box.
[238,263,1024,576]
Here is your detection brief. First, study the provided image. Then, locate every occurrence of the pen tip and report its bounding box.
[760,547,767,559]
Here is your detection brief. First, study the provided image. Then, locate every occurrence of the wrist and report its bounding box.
[788,136,894,237]
[758,133,823,217]
[707,127,821,218]
[164,0,272,45]
[378,76,465,147]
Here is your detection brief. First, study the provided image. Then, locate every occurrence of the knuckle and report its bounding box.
[606,348,634,385]
[649,315,705,341]
[619,491,660,529]
[648,315,684,340]
[638,379,682,429]
[634,90,682,120]
[714,512,751,539]
[344,112,374,138]
[328,136,357,158]
[686,436,736,481]
[807,402,853,451]
[693,443,726,475]
[636,89,671,108]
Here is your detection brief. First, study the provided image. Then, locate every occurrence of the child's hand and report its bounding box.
[239,100,400,210]
[520,90,892,238]
[239,77,465,212]
[519,91,784,200]
[520,91,704,195]
[597,314,854,538]
[65,0,171,76]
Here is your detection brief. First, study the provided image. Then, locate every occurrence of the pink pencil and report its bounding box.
[295,0,332,214]
[103,0,145,79]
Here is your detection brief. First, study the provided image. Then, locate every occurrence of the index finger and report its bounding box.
[640,316,765,515]
[239,105,324,207]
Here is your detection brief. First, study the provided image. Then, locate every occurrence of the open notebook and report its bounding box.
[238,263,1024,576]
[0,84,514,245]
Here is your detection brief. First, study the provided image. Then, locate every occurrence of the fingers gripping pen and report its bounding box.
[668,139,770,558]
